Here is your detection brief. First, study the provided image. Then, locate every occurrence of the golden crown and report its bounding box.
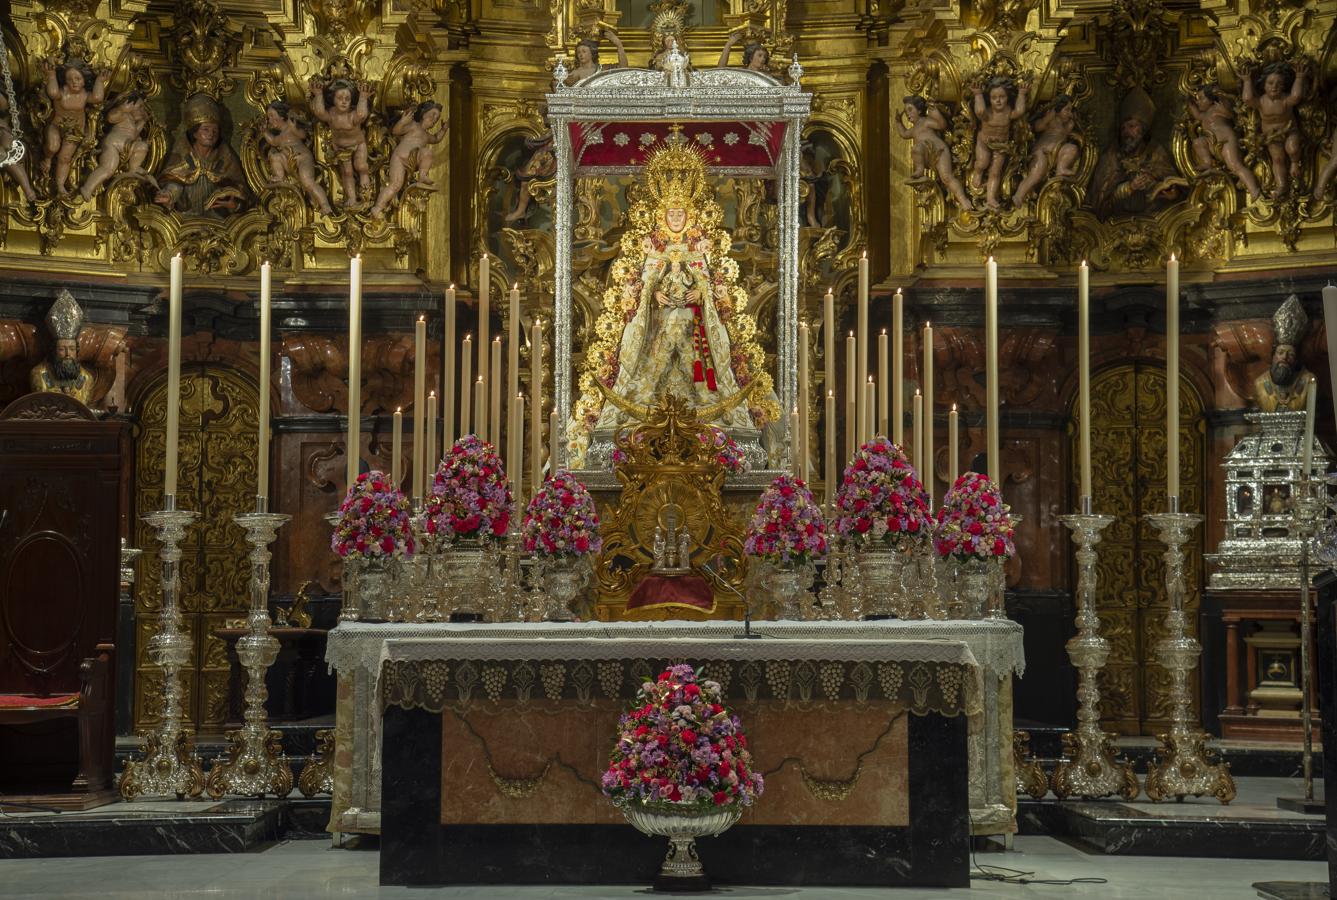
[643,139,709,210]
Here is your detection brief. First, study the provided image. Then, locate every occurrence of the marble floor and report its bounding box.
[0,834,1325,899]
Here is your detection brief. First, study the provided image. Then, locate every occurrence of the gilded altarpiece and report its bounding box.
[1073,364,1205,736]
[133,365,256,734]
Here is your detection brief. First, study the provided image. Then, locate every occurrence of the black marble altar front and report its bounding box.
[380,705,969,887]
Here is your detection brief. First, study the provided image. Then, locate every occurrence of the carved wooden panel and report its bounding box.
[134,365,257,734]
[1074,363,1205,736]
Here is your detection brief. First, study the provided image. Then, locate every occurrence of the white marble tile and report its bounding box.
[0,836,1326,899]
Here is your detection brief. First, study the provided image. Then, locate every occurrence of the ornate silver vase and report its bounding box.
[538,556,590,621]
[618,802,743,892]
[855,543,911,617]
[761,561,814,620]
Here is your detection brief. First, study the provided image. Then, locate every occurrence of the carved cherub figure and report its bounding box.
[1314,124,1337,202]
[41,57,111,196]
[970,75,1028,209]
[564,33,627,87]
[308,77,373,206]
[895,94,973,211]
[1011,94,1080,207]
[1186,86,1261,201]
[369,100,446,219]
[1242,60,1308,199]
[261,101,333,216]
[79,90,154,201]
[718,31,769,73]
[0,94,37,203]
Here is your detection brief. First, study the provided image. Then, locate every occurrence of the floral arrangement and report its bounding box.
[424,434,513,542]
[699,425,746,474]
[602,664,764,809]
[743,474,827,564]
[933,472,1016,560]
[832,437,930,548]
[610,430,645,467]
[522,470,603,557]
[330,470,415,560]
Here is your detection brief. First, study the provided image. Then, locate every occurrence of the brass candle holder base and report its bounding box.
[206,508,293,799]
[1052,512,1139,800]
[120,502,205,800]
[1143,510,1235,805]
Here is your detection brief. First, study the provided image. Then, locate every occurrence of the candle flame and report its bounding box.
[429,390,436,398]
[477,376,483,383]
[418,315,425,322]
[926,320,931,328]
[861,250,867,259]
[1081,260,1087,267]
[868,375,874,383]
[951,403,957,411]
[828,389,835,397]
[895,287,902,295]
[396,406,402,413]
[915,388,921,396]
[512,282,518,290]
[1170,253,1176,262]
[448,283,455,290]
[881,328,887,335]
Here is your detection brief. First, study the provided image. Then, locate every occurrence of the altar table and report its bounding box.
[323,620,1025,843]
[376,634,977,886]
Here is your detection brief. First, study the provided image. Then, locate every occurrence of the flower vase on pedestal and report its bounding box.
[857,544,910,618]
[539,557,590,622]
[351,558,393,622]
[762,561,814,620]
[618,802,743,892]
[440,540,488,622]
[957,556,991,619]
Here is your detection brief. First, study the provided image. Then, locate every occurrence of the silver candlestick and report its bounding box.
[1052,506,1139,800]
[119,496,205,800]
[1143,507,1236,804]
[206,500,293,798]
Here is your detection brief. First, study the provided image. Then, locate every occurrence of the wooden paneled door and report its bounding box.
[134,365,257,735]
[1071,363,1205,736]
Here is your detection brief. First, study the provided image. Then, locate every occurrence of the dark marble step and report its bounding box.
[1019,798,1325,861]
[0,797,330,859]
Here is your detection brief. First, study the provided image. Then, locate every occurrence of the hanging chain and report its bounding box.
[0,34,26,168]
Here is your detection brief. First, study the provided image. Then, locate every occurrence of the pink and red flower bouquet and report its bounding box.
[933,472,1016,560]
[602,664,763,810]
[425,433,513,543]
[331,470,416,560]
[522,470,603,558]
[700,426,747,474]
[743,474,828,564]
[832,437,930,548]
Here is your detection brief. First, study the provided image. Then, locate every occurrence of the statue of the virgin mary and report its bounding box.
[569,141,780,468]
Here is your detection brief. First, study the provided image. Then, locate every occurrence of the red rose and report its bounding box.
[718,761,731,778]
[713,791,728,805]
[684,683,701,698]
[669,786,682,802]
[574,535,590,552]
[994,538,1007,555]
[491,516,508,536]
[680,729,698,745]
[856,517,871,533]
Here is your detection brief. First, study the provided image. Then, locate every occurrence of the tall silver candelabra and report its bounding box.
[119,497,205,800]
[1052,510,1140,800]
[1143,509,1236,804]
[206,502,293,798]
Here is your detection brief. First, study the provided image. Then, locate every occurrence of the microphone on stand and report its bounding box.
[701,555,763,640]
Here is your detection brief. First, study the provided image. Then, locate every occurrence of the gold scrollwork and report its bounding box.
[487,759,552,798]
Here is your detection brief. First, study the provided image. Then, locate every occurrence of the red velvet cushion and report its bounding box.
[0,693,79,709]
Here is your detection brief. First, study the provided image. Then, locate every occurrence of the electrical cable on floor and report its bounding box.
[967,813,1109,887]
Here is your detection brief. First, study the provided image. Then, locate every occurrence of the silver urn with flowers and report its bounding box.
[329,470,416,622]
[521,470,602,622]
[932,472,1016,620]
[426,435,514,622]
[831,437,931,619]
[743,473,829,620]
[602,664,764,892]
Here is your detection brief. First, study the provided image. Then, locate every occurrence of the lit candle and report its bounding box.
[864,376,875,447]
[443,284,456,450]
[478,254,490,439]
[1325,284,1337,426]
[985,257,999,485]
[413,316,426,501]
[824,287,835,435]
[257,260,271,502]
[460,334,472,436]
[857,252,869,443]
[392,407,403,486]
[531,319,543,495]
[165,254,183,499]
[1166,253,1179,504]
[878,329,889,437]
[1302,383,1317,478]
[549,408,559,474]
[490,336,502,449]
[346,255,363,490]
[912,388,923,469]
[474,376,485,438]
[949,404,959,486]
[825,389,836,511]
[508,284,520,475]
[798,321,810,482]
[1078,261,1092,504]
[922,320,934,502]
[892,288,904,446]
[845,331,857,461]
[426,391,437,481]
[790,406,801,479]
